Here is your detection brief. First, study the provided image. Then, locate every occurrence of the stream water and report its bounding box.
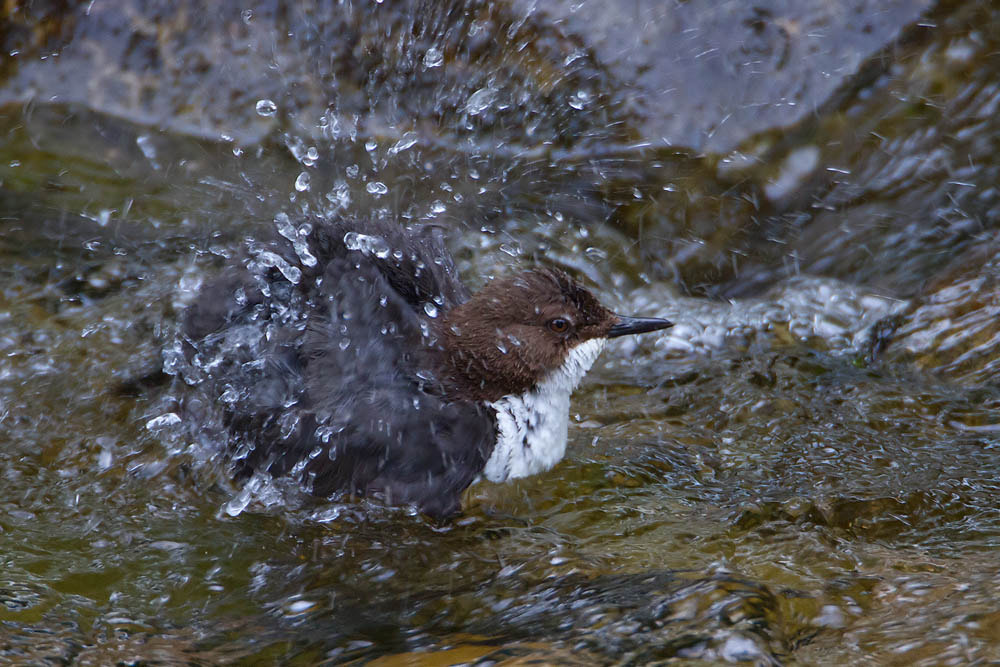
[1,1,999,664]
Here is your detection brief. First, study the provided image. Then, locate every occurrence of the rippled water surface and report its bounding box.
[2,1,999,664]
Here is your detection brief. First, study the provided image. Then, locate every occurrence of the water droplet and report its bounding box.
[274,212,317,267]
[366,181,388,196]
[424,302,439,318]
[389,132,418,155]
[496,341,508,354]
[146,413,182,431]
[568,90,591,110]
[136,135,157,161]
[343,231,390,259]
[294,171,311,192]
[254,249,302,284]
[98,447,113,470]
[255,99,277,117]
[365,139,377,152]
[371,238,390,258]
[465,86,496,116]
[424,47,443,68]
[346,164,359,178]
[430,200,446,214]
[326,181,351,210]
[241,9,254,23]
[339,338,350,351]
[286,599,315,615]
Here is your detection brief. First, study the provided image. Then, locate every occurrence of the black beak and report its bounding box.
[608,315,673,338]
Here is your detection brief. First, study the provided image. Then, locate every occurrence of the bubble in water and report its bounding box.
[424,302,439,318]
[366,181,388,196]
[256,99,278,117]
[424,47,444,68]
[346,164,359,178]
[339,338,350,351]
[365,139,377,152]
[294,172,311,192]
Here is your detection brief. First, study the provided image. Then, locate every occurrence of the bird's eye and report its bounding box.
[548,318,570,334]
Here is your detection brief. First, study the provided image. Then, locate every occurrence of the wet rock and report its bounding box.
[516,0,931,152]
[887,232,1000,385]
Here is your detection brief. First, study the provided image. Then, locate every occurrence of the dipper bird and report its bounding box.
[180,218,671,517]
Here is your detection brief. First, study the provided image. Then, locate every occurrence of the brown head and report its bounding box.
[439,268,672,402]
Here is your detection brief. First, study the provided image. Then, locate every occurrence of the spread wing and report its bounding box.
[180,218,493,517]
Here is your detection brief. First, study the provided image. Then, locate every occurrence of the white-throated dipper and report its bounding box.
[181,218,671,517]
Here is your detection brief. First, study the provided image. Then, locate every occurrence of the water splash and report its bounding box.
[255,99,277,117]
[343,231,391,259]
[274,212,317,267]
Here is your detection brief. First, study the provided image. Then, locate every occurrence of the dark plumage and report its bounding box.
[183,219,493,517]
[180,218,671,517]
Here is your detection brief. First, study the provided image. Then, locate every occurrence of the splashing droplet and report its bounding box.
[343,232,391,259]
[423,47,443,68]
[568,90,591,110]
[465,86,496,116]
[294,172,311,192]
[146,413,182,431]
[389,132,418,155]
[255,99,277,117]
[366,181,388,196]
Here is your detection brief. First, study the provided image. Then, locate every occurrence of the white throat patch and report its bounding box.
[483,337,607,483]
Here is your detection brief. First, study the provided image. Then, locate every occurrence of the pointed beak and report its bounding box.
[607,315,673,338]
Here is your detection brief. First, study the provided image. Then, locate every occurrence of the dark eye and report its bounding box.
[548,318,570,334]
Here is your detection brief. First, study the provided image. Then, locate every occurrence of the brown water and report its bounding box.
[2,1,999,664]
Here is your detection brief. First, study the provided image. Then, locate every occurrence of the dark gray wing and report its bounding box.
[180,218,492,517]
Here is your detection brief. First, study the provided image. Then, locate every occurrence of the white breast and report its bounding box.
[483,337,607,483]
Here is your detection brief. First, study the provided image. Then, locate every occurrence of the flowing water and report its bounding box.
[1,1,999,664]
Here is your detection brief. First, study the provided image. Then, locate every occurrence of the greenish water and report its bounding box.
[2,1,1000,664]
